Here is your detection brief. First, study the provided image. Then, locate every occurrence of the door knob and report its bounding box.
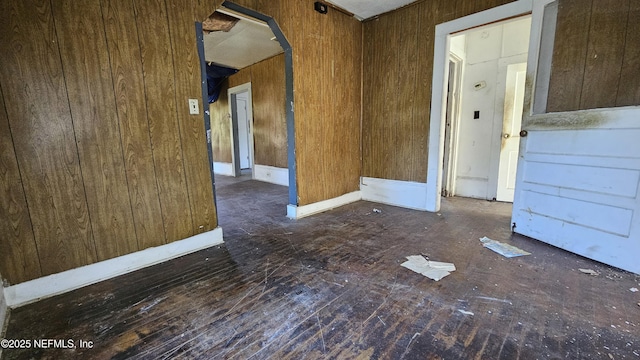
[503,133,510,139]
[520,130,528,137]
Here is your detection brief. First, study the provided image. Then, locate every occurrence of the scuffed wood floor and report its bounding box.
[3,175,639,359]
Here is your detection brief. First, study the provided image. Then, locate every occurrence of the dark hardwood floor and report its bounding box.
[2,174,639,359]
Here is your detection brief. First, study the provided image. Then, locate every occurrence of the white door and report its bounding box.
[236,95,251,170]
[496,63,526,202]
[512,110,640,274]
[511,0,640,275]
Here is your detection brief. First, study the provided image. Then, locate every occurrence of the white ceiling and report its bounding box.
[326,0,419,20]
[203,11,283,70]
[203,1,420,69]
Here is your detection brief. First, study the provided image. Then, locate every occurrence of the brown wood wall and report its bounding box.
[209,79,233,164]
[547,0,640,112]
[0,0,217,285]
[210,54,287,168]
[362,0,515,183]
[212,0,362,205]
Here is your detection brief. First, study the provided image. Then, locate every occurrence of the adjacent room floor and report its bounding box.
[3,175,639,359]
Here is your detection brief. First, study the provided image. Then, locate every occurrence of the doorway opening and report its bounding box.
[440,15,531,203]
[196,1,297,219]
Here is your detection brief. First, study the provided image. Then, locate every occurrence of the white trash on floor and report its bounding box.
[480,236,531,258]
[401,255,456,281]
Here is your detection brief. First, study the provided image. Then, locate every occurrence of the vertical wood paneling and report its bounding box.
[414,0,435,179]
[193,0,221,22]
[52,0,138,260]
[297,1,325,204]
[546,0,593,112]
[228,69,252,88]
[0,0,218,285]
[580,0,629,109]
[212,54,287,169]
[0,87,41,285]
[396,8,419,181]
[616,0,640,106]
[209,81,233,164]
[384,14,400,181]
[0,0,97,276]
[166,0,217,232]
[134,0,194,242]
[547,0,640,112]
[101,0,166,249]
[336,13,362,196]
[252,55,287,168]
[322,8,337,197]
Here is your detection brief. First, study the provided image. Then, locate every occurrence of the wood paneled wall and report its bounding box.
[362,0,515,182]
[249,55,287,168]
[210,54,287,168]
[211,0,362,205]
[209,79,233,164]
[547,0,640,112]
[0,0,217,285]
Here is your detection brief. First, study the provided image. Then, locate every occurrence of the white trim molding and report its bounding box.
[287,191,362,219]
[213,162,234,176]
[254,165,289,186]
[361,177,428,211]
[4,228,224,308]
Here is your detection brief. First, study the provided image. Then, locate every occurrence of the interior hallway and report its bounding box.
[3,177,639,359]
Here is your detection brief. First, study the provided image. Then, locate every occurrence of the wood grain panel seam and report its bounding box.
[132,0,169,244]
[614,0,633,104]
[49,0,99,261]
[98,0,141,251]
[359,23,364,178]
[0,83,43,280]
[577,1,595,109]
[164,0,195,234]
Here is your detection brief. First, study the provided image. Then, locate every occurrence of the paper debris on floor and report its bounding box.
[458,309,474,316]
[479,237,531,258]
[401,255,456,281]
[630,287,639,293]
[579,268,600,276]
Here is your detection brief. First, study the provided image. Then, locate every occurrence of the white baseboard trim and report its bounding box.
[361,177,428,211]
[254,165,289,186]
[4,228,224,308]
[287,191,362,219]
[213,162,234,176]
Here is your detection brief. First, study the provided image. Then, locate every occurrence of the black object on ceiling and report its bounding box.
[206,63,238,103]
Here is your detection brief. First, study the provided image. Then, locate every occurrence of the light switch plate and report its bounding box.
[188,99,199,115]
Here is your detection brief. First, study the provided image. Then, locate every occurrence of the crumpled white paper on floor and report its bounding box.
[401,255,456,281]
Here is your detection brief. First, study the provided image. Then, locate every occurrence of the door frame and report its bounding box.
[426,0,534,212]
[216,1,297,208]
[442,54,463,198]
[228,83,254,177]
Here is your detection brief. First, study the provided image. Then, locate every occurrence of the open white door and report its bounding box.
[512,1,640,274]
[496,63,526,202]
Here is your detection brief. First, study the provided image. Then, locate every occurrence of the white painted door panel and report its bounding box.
[512,110,640,274]
[236,98,251,169]
[496,63,526,202]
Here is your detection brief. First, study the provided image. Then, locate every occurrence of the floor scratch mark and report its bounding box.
[317,314,326,353]
[400,332,421,359]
